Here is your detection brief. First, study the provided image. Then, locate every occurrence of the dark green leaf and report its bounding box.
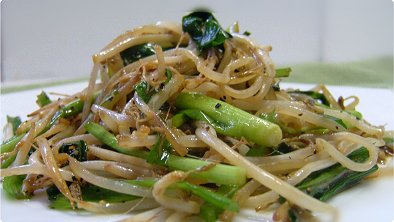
[243,31,251,36]
[120,43,156,66]
[59,140,88,161]
[246,146,273,157]
[289,90,330,106]
[134,81,154,103]
[288,208,299,222]
[46,185,61,201]
[36,91,51,107]
[323,114,348,129]
[297,147,378,201]
[182,11,231,50]
[48,184,138,210]
[147,136,171,165]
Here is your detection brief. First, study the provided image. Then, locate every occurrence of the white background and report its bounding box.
[0,0,393,83]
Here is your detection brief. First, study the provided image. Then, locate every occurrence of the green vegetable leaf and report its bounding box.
[182,11,231,50]
[120,43,156,66]
[59,140,88,162]
[246,146,272,157]
[177,181,239,212]
[243,31,251,36]
[273,142,294,155]
[1,134,25,154]
[147,135,171,165]
[134,81,154,103]
[346,110,363,120]
[288,207,299,222]
[47,184,138,210]
[48,99,84,129]
[36,91,51,107]
[164,68,173,84]
[323,114,348,129]
[297,147,378,201]
[3,175,31,199]
[6,115,22,134]
[289,90,330,106]
[199,184,239,221]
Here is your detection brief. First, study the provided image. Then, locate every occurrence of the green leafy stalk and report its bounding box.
[182,11,231,50]
[126,179,239,212]
[171,112,188,128]
[199,184,239,222]
[175,92,282,147]
[47,99,84,130]
[85,122,246,186]
[0,134,25,154]
[200,203,220,222]
[1,154,16,169]
[126,178,157,187]
[297,147,378,201]
[176,181,239,212]
[36,91,52,107]
[84,122,119,149]
[275,67,292,78]
[346,110,363,120]
[166,154,246,186]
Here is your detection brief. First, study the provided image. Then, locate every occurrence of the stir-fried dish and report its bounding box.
[1,12,393,222]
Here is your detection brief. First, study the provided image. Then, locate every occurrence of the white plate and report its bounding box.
[1,82,393,222]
